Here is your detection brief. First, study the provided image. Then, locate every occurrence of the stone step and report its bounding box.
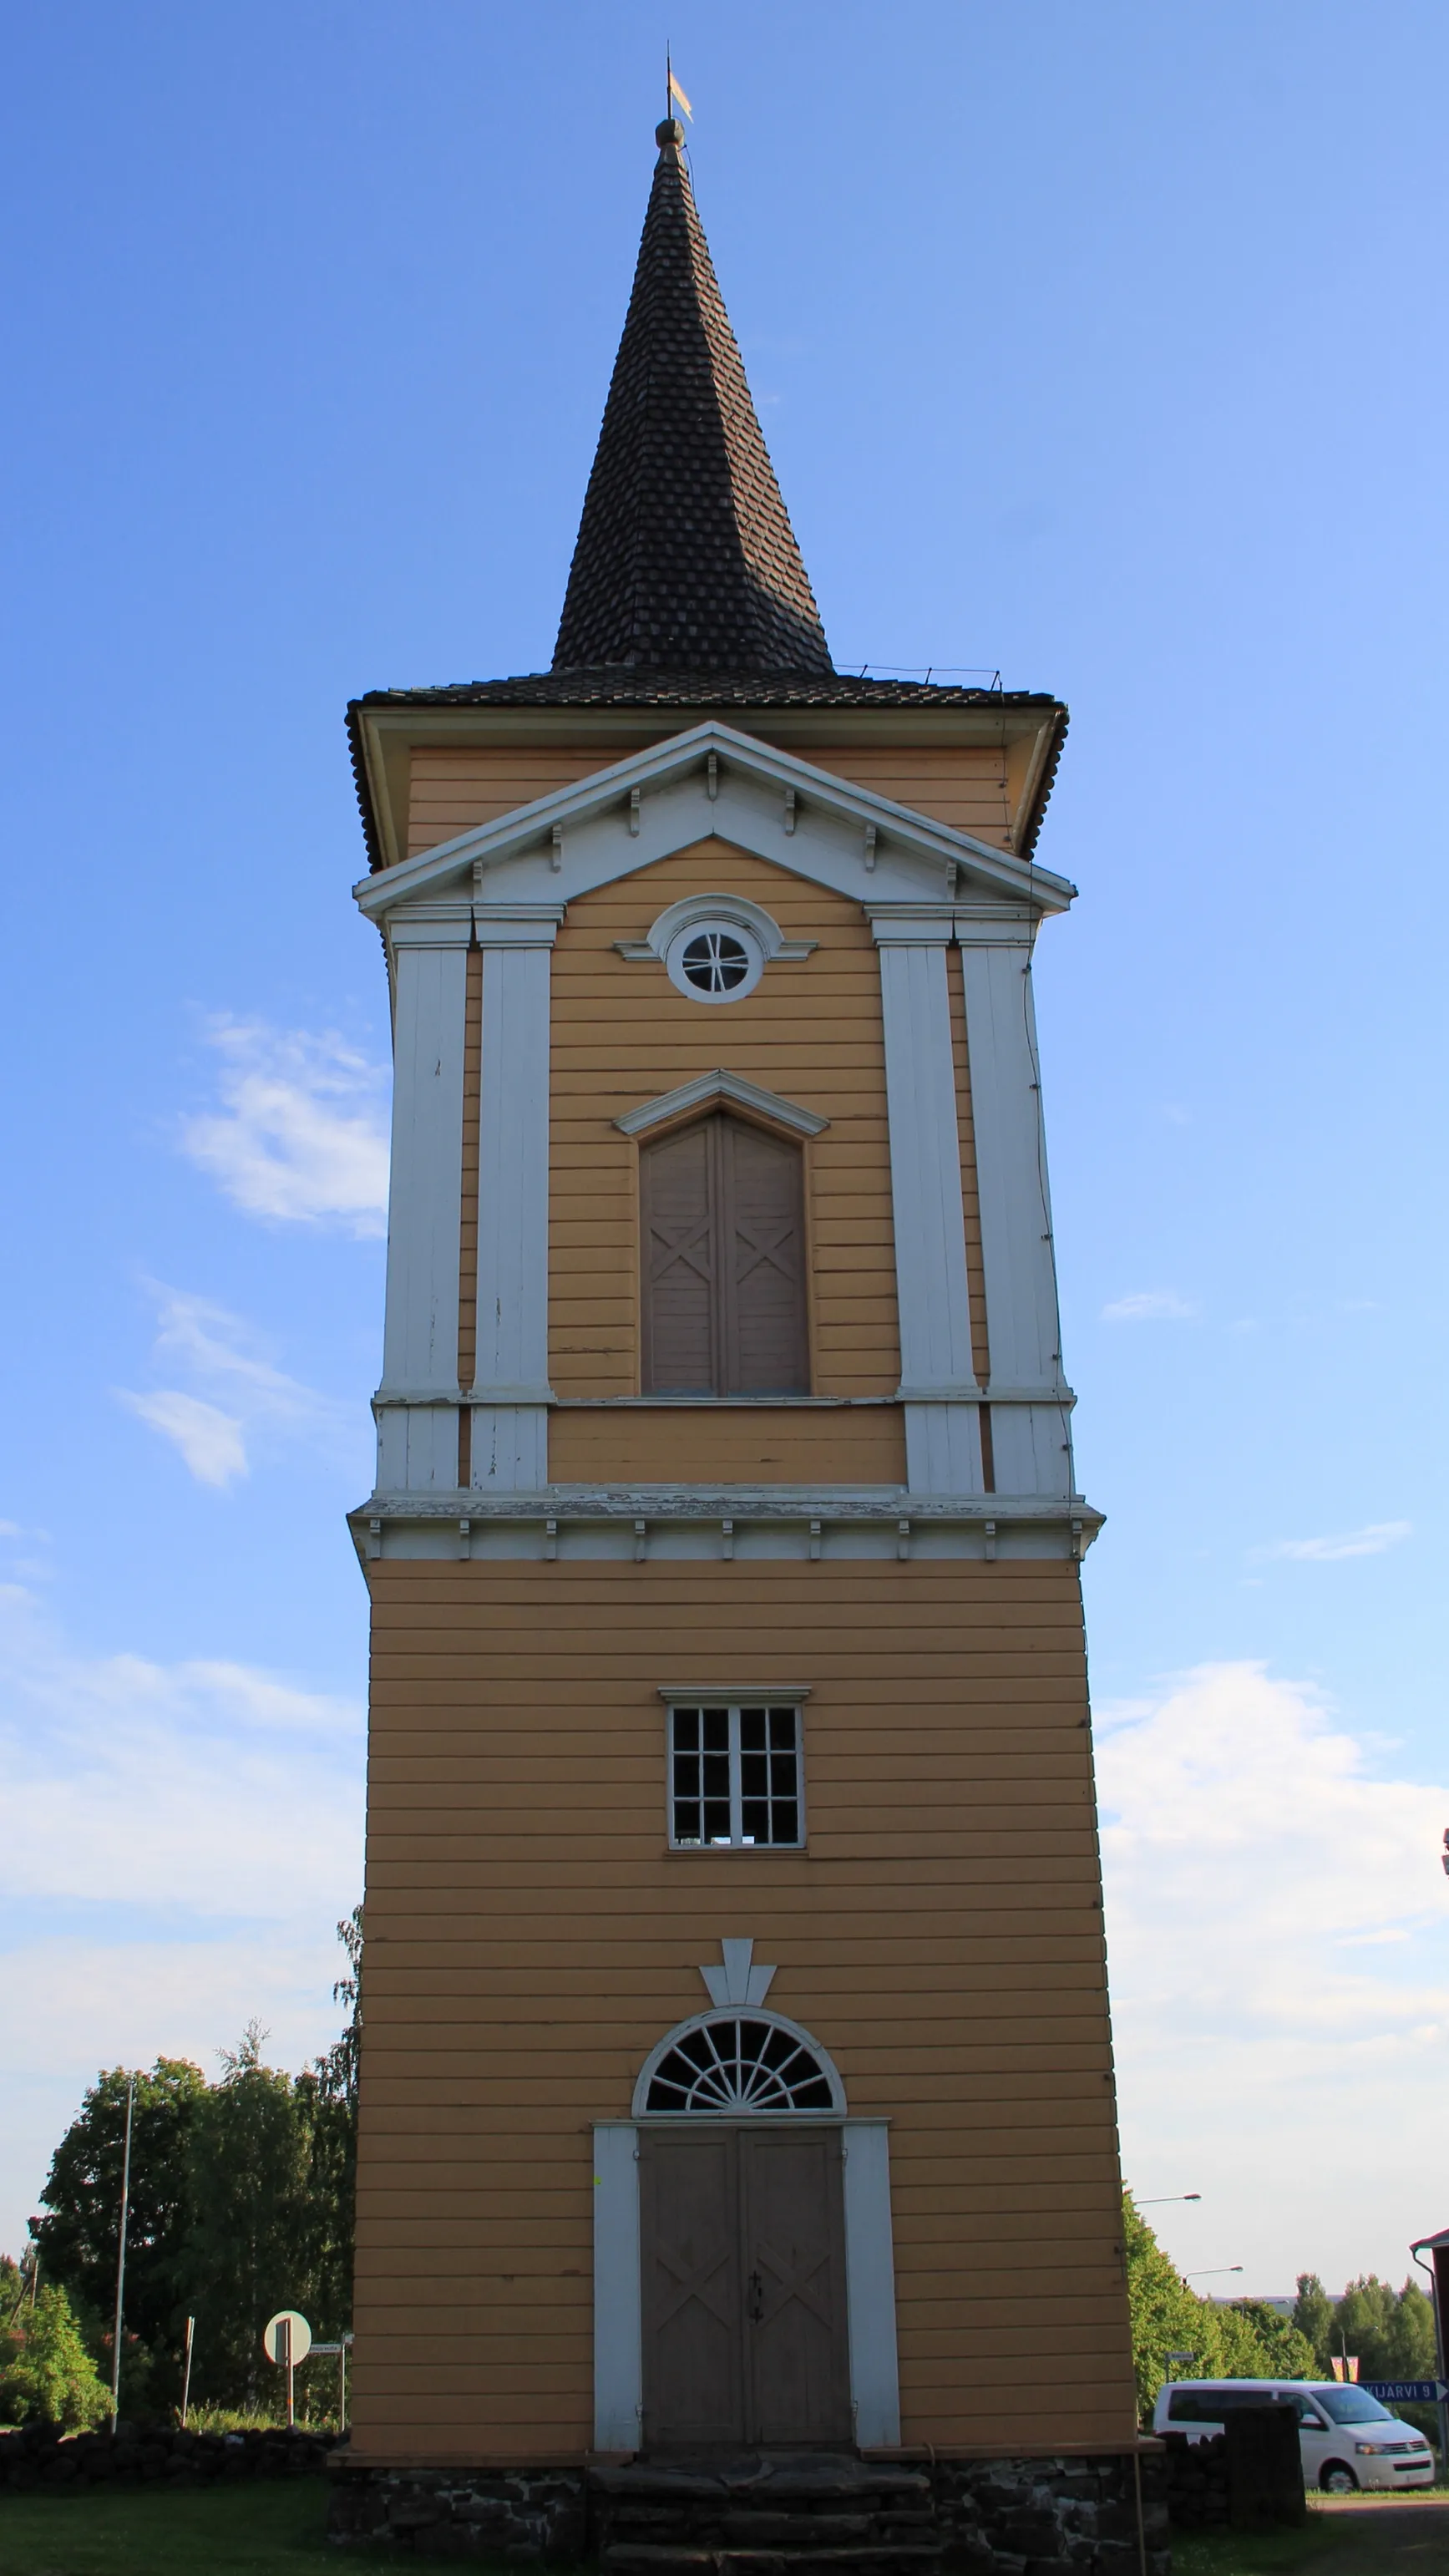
[603,2544,944,2576]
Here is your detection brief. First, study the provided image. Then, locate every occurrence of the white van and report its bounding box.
[1151,2379,1436,2493]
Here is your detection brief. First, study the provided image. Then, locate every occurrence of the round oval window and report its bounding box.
[666,920,764,1003]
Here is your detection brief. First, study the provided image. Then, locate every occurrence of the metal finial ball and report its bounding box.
[656,119,685,148]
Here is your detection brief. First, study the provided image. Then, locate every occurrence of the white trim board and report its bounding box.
[616,1068,830,1139]
[355,721,1076,925]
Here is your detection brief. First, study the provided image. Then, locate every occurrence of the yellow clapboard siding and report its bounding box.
[356,1487,1130,2450]
[546,842,902,1428]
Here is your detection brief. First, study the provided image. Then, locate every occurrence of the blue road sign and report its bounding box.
[1361,2380,1449,2404]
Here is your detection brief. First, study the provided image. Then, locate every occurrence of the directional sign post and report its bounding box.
[1362,2381,1449,2405]
[262,2310,312,2430]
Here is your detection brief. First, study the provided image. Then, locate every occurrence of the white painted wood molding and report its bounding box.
[956,909,1074,1498]
[469,913,559,1493]
[591,2123,641,2451]
[843,2118,901,2447]
[869,910,984,1497]
[375,904,471,1492]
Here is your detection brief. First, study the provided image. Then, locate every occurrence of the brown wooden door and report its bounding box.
[640,1115,808,1396]
[640,2128,850,2449]
[741,2129,852,2446]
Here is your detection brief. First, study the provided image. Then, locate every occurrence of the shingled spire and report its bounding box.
[553,120,833,677]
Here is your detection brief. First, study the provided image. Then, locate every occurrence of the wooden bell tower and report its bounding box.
[342,115,1137,2479]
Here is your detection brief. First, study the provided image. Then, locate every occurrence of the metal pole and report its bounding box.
[180,2315,195,2427]
[283,2314,294,2429]
[338,2336,347,2433]
[109,2074,135,2434]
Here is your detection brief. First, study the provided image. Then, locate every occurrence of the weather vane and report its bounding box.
[666,47,693,126]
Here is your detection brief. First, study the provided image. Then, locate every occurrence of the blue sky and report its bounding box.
[2,2,1445,2295]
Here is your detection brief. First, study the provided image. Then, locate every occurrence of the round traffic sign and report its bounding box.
[262,2310,312,2366]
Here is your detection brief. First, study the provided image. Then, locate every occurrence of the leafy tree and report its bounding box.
[1292,2273,1336,2373]
[1123,2192,1208,2412]
[180,2023,319,2408]
[1335,2274,1439,2381]
[301,1905,362,2344]
[0,2283,109,2430]
[1123,2195,1315,2416]
[24,1909,364,2416]
[31,2057,207,2409]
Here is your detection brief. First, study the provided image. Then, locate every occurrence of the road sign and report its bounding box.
[262,2310,312,2366]
[1361,2380,1449,2404]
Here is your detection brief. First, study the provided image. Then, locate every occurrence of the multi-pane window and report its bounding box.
[669,1704,803,1848]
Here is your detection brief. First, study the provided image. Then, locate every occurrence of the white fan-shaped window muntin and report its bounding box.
[633,2009,846,2117]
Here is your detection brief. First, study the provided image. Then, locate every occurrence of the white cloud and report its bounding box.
[180,1018,389,1236]
[1261,1520,1412,1564]
[118,1389,246,1486]
[0,1583,363,2251]
[116,1285,351,1487]
[1099,1663,1449,2288]
[1101,1289,1199,1322]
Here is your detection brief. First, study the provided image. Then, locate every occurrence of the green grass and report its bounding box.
[1171,2500,1449,2576]
[1171,2527,1339,2576]
[0,2479,410,2575]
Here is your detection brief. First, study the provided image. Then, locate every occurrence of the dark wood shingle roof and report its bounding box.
[552,121,833,677]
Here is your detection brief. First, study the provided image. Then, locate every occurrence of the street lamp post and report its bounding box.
[109,2074,135,2435]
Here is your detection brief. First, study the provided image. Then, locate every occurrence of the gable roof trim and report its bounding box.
[352,720,1076,922]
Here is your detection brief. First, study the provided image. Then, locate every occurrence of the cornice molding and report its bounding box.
[356,721,1077,926]
[615,1067,830,1140]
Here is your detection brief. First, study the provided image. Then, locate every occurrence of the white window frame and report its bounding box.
[659,1688,809,1850]
[665,916,766,1003]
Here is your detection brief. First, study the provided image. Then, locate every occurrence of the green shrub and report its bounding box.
[0,2282,110,2429]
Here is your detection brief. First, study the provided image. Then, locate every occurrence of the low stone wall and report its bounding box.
[0,2421,332,2491]
[326,2462,590,2560]
[929,2452,1169,2575]
[1159,2430,1229,2530]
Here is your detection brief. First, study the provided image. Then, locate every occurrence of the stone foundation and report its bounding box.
[325,2448,1169,2572]
[326,2462,590,2560]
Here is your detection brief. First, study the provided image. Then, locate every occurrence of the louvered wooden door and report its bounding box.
[641,1114,808,1396]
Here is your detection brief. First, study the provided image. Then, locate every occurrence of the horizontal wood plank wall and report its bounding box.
[783,743,1015,849]
[549,842,901,1464]
[549,1402,905,1486]
[352,1560,1136,2460]
[403,741,1031,864]
[407,748,636,861]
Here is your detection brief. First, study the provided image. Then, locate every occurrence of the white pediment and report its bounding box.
[353,719,1075,930]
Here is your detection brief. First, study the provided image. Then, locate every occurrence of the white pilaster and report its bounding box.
[591,2122,641,2450]
[842,2118,901,2447]
[375,902,471,1493]
[956,907,1074,1498]
[869,908,984,1496]
[468,907,562,1493]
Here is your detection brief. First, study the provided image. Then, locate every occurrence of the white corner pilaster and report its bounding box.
[956,906,1074,1498]
[375,902,472,1492]
[592,2122,642,2451]
[869,907,984,1496]
[469,906,563,1493]
[842,2117,901,2447]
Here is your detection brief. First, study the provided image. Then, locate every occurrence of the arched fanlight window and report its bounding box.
[633,2009,845,2117]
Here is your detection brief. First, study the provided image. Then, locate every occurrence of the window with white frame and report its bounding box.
[667,1702,804,1848]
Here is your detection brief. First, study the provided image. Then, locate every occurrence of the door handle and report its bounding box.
[747,2270,764,2324]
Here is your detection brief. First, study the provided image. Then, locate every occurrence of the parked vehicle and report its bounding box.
[1151,2378,1436,2492]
